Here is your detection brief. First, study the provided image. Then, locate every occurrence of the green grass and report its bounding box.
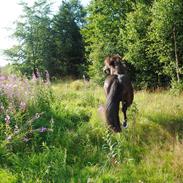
[1,79,183,182]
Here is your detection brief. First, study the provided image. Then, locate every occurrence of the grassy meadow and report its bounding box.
[0,76,183,182]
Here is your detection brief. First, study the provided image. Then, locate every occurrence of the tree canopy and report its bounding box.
[5,0,183,89]
[5,0,86,78]
[83,0,183,88]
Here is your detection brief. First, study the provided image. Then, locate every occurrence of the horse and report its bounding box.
[103,54,134,132]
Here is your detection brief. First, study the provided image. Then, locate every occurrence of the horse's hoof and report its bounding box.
[112,126,121,133]
[123,121,128,128]
[115,128,122,133]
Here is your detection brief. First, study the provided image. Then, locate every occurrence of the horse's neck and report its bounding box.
[111,63,126,75]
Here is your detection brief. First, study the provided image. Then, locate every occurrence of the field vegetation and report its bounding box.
[0,76,183,182]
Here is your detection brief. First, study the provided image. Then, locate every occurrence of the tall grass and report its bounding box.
[0,76,183,182]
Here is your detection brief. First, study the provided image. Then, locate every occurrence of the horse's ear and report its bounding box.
[104,56,111,65]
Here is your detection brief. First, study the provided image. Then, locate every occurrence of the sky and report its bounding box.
[0,0,90,67]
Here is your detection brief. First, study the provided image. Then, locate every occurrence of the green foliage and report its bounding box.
[83,0,183,90]
[51,0,86,77]
[0,64,18,76]
[121,2,163,88]
[4,0,183,90]
[148,0,183,83]
[0,78,54,155]
[170,79,183,95]
[5,0,87,78]
[5,0,52,75]
[82,0,132,84]
[2,0,183,181]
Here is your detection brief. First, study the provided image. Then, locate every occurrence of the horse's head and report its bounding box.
[103,54,127,75]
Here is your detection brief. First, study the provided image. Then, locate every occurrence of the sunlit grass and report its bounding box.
[1,77,183,182]
[50,81,183,182]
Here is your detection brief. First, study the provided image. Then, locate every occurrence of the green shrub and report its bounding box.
[170,79,183,95]
[70,80,85,90]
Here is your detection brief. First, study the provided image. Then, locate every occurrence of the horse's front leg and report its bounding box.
[122,102,128,128]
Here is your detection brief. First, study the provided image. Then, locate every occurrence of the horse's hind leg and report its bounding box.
[122,102,128,128]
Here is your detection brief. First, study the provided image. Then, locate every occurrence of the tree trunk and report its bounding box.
[173,24,180,83]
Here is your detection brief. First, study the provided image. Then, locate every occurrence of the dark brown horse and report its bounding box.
[103,55,133,132]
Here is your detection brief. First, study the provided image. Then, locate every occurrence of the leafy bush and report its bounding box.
[70,80,85,90]
[170,79,183,95]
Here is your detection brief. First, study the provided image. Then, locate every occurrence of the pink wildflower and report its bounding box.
[20,101,26,111]
[23,137,29,142]
[5,115,10,125]
[6,135,12,141]
[0,104,4,112]
[40,127,47,133]
[14,125,20,134]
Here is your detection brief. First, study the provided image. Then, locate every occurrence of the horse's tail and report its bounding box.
[105,78,121,132]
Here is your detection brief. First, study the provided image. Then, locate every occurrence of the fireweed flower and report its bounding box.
[5,115,10,125]
[22,137,29,142]
[40,127,47,133]
[35,113,40,119]
[0,104,4,112]
[0,75,32,105]
[45,70,50,84]
[6,135,12,141]
[98,105,104,112]
[33,112,44,120]
[0,75,6,81]
[20,101,26,111]
[14,125,20,134]
[32,72,37,81]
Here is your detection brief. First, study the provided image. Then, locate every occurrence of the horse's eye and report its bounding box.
[109,60,114,66]
[113,61,118,66]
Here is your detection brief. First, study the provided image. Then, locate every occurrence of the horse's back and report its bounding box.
[104,75,118,96]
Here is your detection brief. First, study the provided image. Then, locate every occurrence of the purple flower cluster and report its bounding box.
[32,68,50,84]
[5,115,10,125]
[0,74,53,144]
[0,75,31,109]
[39,127,47,133]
